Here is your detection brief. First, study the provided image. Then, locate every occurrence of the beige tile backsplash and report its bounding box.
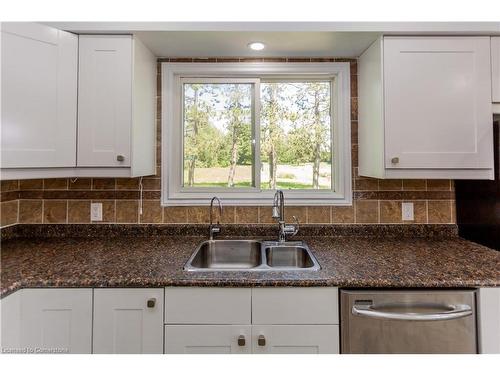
[0,57,455,227]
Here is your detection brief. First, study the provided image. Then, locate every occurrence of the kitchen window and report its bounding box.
[162,63,352,205]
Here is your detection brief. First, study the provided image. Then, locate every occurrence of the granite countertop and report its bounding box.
[1,224,499,298]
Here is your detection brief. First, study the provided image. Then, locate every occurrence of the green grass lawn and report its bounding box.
[184,163,332,190]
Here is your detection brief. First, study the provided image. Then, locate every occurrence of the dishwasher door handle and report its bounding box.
[352,303,473,321]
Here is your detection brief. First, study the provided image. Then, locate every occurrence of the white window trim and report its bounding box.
[161,62,352,206]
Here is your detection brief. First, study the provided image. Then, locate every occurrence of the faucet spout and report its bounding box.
[272,190,299,243]
[272,190,285,221]
[209,196,223,240]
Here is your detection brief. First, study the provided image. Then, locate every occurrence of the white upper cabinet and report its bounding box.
[1,22,78,168]
[1,25,156,180]
[384,37,492,169]
[492,37,500,104]
[77,35,133,167]
[359,36,494,179]
[77,35,157,175]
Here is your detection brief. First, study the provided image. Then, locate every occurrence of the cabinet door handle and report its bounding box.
[258,334,266,346]
[391,157,399,164]
[117,154,125,162]
[147,298,156,308]
[237,335,246,346]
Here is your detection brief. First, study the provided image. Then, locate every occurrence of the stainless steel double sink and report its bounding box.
[184,239,320,271]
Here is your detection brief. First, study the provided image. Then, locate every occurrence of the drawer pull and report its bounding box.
[147,298,156,308]
[391,157,399,164]
[237,335,246,346]
[258,334,266,346]
[117,154,125,162]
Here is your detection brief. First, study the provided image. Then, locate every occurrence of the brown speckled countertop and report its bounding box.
[1,224,499,297]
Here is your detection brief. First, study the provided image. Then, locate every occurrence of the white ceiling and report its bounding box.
[133,31,379,58]
[45,22,500,33]
[43,22,500,58]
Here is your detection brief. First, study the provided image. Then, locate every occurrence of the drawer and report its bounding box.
[164,325,252,354]
[252,287,339,324]
[164,287,251,324]
[252,325,340,354]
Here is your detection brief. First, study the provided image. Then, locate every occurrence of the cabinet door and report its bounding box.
[93,288,163,354]
[165,325,251,354]
[1,22,78,168]
[1,291,22,351]
[77,35,132,167]
[384,37,493,169]
[492,37,500,103]
[20,289,92,354]
[478,288,500,354]
[252,325,339,354]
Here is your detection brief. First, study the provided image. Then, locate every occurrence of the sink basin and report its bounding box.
[184,239,320,271]
[187,240,262,270]
[265,245,315,268]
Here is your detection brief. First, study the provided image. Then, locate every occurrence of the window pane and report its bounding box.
[260,81,332,190]
[183,83,254,188]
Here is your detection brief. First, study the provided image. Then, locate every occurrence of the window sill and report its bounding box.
[161,194,353,206]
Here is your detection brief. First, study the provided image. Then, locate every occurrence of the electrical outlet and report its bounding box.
[91,203,103,221]
[402,202,414,221]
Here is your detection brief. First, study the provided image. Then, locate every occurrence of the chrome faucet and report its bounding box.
[209,196,223,240]
[272,190,299,243]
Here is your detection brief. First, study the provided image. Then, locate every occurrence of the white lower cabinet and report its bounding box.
[2,287,340,354]
[93,288,164,354]
[164,287,251,324]
[250,288,339,354]
[252,287,339,325]
[164,287,340,354]
[165,325,252,354]
[4,286,498,354]
[252,325,340,354]
[478,287,500,354]
[164,325,339,354]
[0,289,92,354]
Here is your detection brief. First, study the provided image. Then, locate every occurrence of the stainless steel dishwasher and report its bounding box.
[341,290,477,354]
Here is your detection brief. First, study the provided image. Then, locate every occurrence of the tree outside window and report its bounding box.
[182,80,332,190]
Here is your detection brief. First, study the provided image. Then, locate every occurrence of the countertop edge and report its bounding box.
[3,279,499,299]
[0,223,459,241]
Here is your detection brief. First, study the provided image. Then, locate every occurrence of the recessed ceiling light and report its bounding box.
[248,42,265,51]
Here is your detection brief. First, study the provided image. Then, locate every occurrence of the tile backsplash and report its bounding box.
[0,57,455,227]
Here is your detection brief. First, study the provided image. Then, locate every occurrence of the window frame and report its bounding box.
[162,62,352,206]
